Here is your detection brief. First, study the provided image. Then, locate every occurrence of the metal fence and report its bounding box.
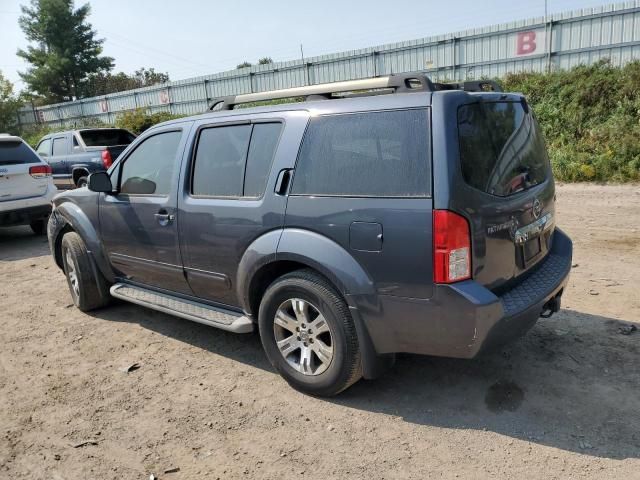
[18,0,640,129]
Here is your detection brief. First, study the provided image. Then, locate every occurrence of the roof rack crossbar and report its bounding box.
[208,72,502,110]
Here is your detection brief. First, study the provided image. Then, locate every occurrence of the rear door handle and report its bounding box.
[274,168,293,195]
[154,210,175,226]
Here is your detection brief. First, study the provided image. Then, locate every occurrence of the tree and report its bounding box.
[258,57,274,65]
[236,61,252,69]
[17,0,114,102]
[83,68,170,97]
[133,67,169,87]
[0,71,23,134]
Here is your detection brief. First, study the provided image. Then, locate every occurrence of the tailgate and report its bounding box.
[456,98,555,291]
[0,141,48,202]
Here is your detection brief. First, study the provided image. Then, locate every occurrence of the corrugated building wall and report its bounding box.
[17,1,640,128]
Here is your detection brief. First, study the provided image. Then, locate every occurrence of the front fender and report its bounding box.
[55,201,115,282]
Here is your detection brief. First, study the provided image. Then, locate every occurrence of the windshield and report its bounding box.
[457,101,550,197]
[80,129,135,147]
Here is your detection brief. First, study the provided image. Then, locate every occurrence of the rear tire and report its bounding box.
[258,269,362,396]
[61,232,111,311]
[30,219,47,235]
[76,176,88,188]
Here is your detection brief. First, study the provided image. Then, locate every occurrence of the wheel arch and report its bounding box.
[72,166,90,185]
[237,228,391,380]
[55,202,115,283]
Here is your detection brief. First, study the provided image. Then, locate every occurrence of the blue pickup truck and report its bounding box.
[35,128,136,189]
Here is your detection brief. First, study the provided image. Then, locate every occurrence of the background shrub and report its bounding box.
[115,109,184,135]
[501,60,640,182]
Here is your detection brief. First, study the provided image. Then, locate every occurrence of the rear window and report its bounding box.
[80,129,135,147]
[0,141,41,166]
[291,109,430,197]
[457,101,549,197]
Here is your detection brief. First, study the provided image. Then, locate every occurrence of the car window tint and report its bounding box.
[52,137,68,156]
[36,139,51,156]
[243,123,282,197]
[80,129,136,147]
[119,131,182,195]
[0,140,41,165]
[192,125,252,197]
[291,110,430,197]
[457,101,549,197]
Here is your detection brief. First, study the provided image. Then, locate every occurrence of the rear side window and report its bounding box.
[291,109,430,197]
[244,123,282,197]
[80,129,135,147]
[191,122,282,198]
[457,101,550,197]
[52,137,68,156]
[192,125,252,197]
[0,140,41,165]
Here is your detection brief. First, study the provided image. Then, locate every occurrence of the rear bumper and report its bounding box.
[0,203,52,227]
[357,229,572,358]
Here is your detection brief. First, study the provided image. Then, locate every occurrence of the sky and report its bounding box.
[0,0,620,92]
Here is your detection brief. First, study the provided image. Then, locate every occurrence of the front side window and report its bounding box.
[457,101,550,197]
[52,137,68,156]
[291,109,431,197]
[119,131,182,195]
[36,139,51,156]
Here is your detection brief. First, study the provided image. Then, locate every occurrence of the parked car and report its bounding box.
[36,128,136,189]
[47,73,572,396]
[0,134,57,234]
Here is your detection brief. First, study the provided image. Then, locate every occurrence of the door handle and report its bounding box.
[154,210,175,226]
[274,168,293,195]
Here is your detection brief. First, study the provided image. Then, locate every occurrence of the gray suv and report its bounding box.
[47,73,572,396]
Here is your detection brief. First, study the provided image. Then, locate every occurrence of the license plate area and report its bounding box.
[523,236,541,261]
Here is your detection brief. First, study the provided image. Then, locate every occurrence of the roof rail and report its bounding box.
[433,80,502,92]
[208,72,502,110]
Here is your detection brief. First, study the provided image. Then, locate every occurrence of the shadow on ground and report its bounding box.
[91,303,640,460]
[0,226,50,261]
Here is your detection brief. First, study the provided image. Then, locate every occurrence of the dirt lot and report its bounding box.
[0,184,638,479]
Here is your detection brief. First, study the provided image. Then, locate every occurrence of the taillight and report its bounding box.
[433,210,471,283]
[29,164,52,178]
[101,150,113,169]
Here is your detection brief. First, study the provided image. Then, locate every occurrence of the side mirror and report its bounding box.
[88,172,112,193]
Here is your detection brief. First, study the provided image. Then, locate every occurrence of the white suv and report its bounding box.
[0,134,57,235]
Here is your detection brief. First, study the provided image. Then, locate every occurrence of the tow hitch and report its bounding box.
[540,291,562,318]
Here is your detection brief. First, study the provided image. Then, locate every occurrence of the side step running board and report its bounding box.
[110,283,254,333]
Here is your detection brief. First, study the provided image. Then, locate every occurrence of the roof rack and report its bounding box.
[208,72,502,110]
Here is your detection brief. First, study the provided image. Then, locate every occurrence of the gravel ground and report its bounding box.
[0,183,638,479]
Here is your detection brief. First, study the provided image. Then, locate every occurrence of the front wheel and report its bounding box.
[258,269,362,396]
[75,176,88,188]
[61,232,111,311]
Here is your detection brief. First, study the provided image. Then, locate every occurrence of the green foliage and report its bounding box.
[19,124,55,147]
[17,0,114,102]
[84,67,170,97]
[236,61,252,69]
[502,60,640,182]
[115,108,184,135]
[19,116,106,147]
[258,57,274,65]
[0,71,23,134]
